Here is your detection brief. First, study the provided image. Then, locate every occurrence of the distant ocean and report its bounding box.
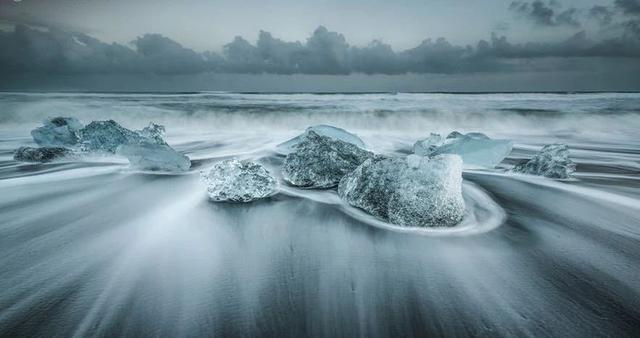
[1,92,639,336]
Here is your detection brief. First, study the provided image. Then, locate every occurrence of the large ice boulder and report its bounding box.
[512,144,576,179]
[418,131,512,168]
[79,120,143,153]
[31,117,83,147]
[117,141,190,172]
[14,146,72,163]
[277,125,366,155]
[201,159,278,202]
[338,154,465,227]
[282,131,375,188]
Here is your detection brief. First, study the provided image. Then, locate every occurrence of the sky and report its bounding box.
[1,0,640,91]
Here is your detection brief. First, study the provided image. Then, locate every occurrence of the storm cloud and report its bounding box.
[509,1,581,27]
[590,6,615,25]
[616,0,640,15]
[587,0,640,38]
[1,22,640,77]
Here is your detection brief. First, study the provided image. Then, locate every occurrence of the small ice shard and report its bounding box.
[79,120,142,153]
[282,130,375,188]
[338,154,465,227]
[277,124,366,155]
[413,133,444,156]
[430,132,513,168]
[512,144,576,179]
[31,117,83,147]
[14,146,72,163]
[136,122,167,145]
[201,159,278,202]
[117,141,191,172]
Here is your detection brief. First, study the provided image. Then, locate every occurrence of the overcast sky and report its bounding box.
[1,0,640,91]
[0,0,612,50]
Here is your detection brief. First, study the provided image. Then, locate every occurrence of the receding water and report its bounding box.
[1,92,639,337]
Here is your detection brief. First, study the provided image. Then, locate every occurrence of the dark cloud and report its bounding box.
[350,40,401,74]
[590,0,640,39]
[0,25,220,75]
[616,0,640,15]
[133,34,213,74]
[616,0,640,39]
[479,31,640,58]
[590,6,614,25]
[0,25,138,74]
[222,27,351,74]
[621,19,640,38]
[1,23,640,78]
[509,1,581,27]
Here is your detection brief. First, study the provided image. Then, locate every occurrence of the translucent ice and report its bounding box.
[14,146,72,163]
[413,133,444,156]
[429,132,513,168]
[282,131,375,188]
[80,120,142,153]
[31,117,83,147]
[446,131,465,139]
[277,125,366,155]
[117,141,191,172]
[512,144,576,179]
[338,154,465,227]
[201,159,278,202]
[136,122,167,145]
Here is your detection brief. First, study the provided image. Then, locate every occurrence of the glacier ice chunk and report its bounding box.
[31,117,83,147]
[117,141,190,172]
[14,146,72,163]
[79,120,142,153]
[201,159,278,202]
[429,132,513,168]
[282,130,375,188]
[512,144,576,179]
[277,125,366,154]
[413,133,444,156]
[338,154,465,227]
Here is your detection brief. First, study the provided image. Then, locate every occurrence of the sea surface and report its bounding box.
[1,92,639,337]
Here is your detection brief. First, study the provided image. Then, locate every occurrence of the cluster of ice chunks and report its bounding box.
[12,117,83,163]
[13,146,73,163]
[338,154,465,227]
[31,117,83,147]
[81,120,190,172]
[18,117,190,172]
[282,131,375,188]
[413,131,513,168]
[276,125,366,155]
[512,144,576,179]
[201,159,278,202]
